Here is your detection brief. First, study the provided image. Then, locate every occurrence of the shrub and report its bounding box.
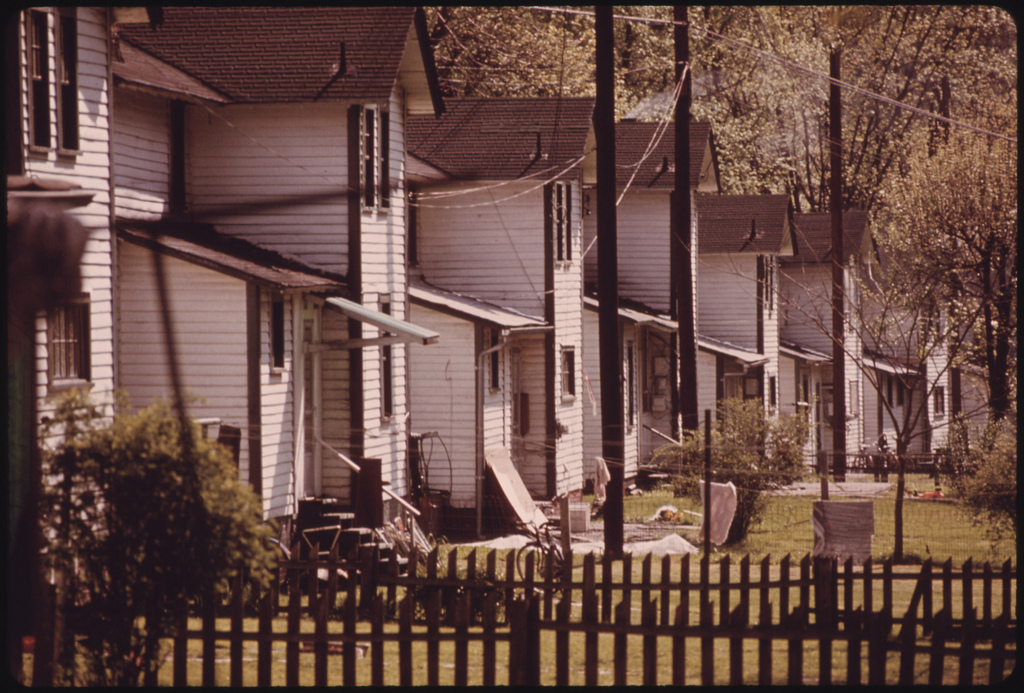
[651,398,809,544]
[938,415,1017,535]
[40,390,277,686]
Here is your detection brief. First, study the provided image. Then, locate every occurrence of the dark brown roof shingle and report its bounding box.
[696,194,792,254]
[407,97,595,180]
[117,7,417,103]
[615,120,714,190]
[785,210,870,263]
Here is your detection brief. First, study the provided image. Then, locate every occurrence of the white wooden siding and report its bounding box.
[697,254,759,350]
[186,102,350,276]
[407,306,478,507]
[112,87,170,219]
[116,241,250,475]
[21,9,116,420]
[415,181,547,318]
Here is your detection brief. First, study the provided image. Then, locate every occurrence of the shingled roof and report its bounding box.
[785,210,871,264]
[117,7,434,105]
[615,120,716,190]
[696,194,793,254]
[407,97,595,181]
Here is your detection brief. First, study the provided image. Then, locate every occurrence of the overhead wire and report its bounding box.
[526,5,1016,144]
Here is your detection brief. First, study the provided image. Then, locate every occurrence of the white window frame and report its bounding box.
[360,104,390,212]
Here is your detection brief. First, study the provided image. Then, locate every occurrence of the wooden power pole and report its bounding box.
[595,6,624,558]
[674,5,699,433]
[829,48,846,482]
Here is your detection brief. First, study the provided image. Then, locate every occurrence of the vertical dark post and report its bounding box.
[703,410,712,557]
[675,5,699,432]
[829,48,846,482]
[595,5,624,559]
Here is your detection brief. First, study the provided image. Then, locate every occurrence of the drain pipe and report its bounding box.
[476,329,510,537]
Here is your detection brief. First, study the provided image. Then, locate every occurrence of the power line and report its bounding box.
[526,6,1016,144]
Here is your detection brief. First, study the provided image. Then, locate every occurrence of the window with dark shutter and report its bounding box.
[56,7,78,153]
[552,181,573,263]
[270,295,285,370]
[28,10,50,149]
[381,297,394,419]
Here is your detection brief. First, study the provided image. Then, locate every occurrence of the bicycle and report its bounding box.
[514,520,565,581]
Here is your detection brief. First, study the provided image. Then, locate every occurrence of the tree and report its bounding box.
[426,6,1016,216]
[40,391,277,686]
[873,131,1017,421]
[651,398,809,544]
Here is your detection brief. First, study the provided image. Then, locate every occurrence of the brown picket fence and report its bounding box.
[167,543,1016,685]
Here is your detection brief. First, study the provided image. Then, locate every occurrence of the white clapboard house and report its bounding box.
[8,7,124,423]
[581,121,794,479]
[405,97,595,529]
[111,7,445,537]
[782,211,952,459]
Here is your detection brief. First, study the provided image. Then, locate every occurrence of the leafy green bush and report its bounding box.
[937,415,1017,535]
[651,398,810,544]
[40,390,277,686]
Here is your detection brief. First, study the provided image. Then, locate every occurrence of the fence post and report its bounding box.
[257,589,272,687]
[508,595,540,685]
[556,587,571,685]
[201,582,215,687]
[674,553,690,686]
[342,569,358,685]
[230,573,244,686]
[957,607,976,685]
[928,607,949,685]
[642,597,658,685]
[700,553,713,685]
[314,590,328,687]
[454,591,469,686]
[426,550,440,686]
[614,597,630,686]
[814,555,834,685]
[483,552,497,685]
[399,595,413,686]
[286,568,300,685]
[173,594,188,686]
[371,594,384,686]
[758,555,772,685]
[583,553,599,685]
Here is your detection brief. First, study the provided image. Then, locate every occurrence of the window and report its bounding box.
[48,295,90,383]
[550,181,572,262]
[360,105,390,210]
[769,375,777,409]
[56,7,78,152]
[849,379,859,415]
[896,378,904,407]
[934,386,946,418]
[561,347,576,399]
[408,184,419,266]
[270,294,285,369]
[28,10,50,149]
[380,297,393,419]
[487,328,500,391]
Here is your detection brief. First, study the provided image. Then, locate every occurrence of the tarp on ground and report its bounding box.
[485,447,549,528]
[812,500,874,564]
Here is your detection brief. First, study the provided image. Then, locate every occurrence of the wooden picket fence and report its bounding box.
[167,543,1016,685]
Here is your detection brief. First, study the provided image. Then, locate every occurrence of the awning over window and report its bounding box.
[325,296,439,345]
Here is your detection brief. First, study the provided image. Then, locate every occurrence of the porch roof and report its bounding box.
[780,341,832,364]
[583,296,766,365]
[410,281,548,329]
[118,221,346,291]
[864,353,920,377]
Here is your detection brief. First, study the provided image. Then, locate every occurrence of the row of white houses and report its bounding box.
[9,8,965,540]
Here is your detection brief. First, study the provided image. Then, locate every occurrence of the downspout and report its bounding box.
[476,328,510,538]
[292,293,305,513]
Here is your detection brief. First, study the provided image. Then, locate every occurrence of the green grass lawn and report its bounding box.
[587,476,1015,566]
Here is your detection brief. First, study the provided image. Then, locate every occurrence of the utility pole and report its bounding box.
[674,5,699,433]
[829,48,846,483]
[595,6,623,559]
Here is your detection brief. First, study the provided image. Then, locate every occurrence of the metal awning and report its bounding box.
[324,296,439,346]
[864,355,919,377]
